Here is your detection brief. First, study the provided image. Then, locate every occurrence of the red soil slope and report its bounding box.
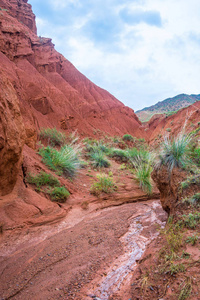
[146,101,200,143]
[0,0,147,227]
[0,0,145,151]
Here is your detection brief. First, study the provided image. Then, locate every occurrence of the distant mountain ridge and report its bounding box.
[136,93,200,122]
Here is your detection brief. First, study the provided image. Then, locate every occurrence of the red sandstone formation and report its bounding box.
[0,0,145,151]
[0,69,25,196]
[0,0,147,227]
[151,166,187,214]
[0,0,37,34]
[147,101,200,143]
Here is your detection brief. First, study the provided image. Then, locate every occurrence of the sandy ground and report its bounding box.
[0,200,167,300]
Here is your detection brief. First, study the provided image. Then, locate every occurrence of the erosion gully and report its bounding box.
[0,199,167,300]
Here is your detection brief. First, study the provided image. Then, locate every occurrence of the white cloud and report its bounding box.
[48,0,80,10]
[29,0,200,110]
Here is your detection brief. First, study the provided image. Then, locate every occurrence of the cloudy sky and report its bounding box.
[28,0,200,111]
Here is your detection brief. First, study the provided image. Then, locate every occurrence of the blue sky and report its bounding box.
[29,0,200,111]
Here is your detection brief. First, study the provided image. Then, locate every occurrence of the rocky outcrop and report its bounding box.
[0,0,146,142]
[151,166,186,214]
[0,0,146,229]
[0,0,37,34]
[0,68,25,196]
[147,101,200,143]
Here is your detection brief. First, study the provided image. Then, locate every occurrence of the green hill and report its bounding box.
[136,93,200,122]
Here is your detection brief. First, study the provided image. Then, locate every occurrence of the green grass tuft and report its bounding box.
[122,134,134,141]
[49,186,70,202]
[90,174,116,196]
[27,171,60,188]
[38,144,81,178]
[90,151,110,168]
[130,151,153,195]
[27,171,70,202]
[39,128,66,146]
[156,131,194,172]
[108,148,129,162]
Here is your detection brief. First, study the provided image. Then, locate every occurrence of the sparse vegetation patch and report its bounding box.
[49,186,70,202]
[27,171,70,202]
[122,134,134,141]
[155,131,193,172]
[90,173,116,196]
[38,144,81,178]
[27,171,60,188]
[39,128,66,146]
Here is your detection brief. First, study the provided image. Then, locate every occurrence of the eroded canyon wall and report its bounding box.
[0,0,146,196]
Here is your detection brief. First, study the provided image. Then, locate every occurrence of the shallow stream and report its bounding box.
[87,201,167,299]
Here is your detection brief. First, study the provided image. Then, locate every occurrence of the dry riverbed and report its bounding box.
[0,200,167,300]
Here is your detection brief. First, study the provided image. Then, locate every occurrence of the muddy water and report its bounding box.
[87,201,167,299]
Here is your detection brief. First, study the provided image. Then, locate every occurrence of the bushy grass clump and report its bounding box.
[108,147,153,194]
[39,128,66,146]
[90,173,116,196]
[156,131,193,172]
[49,186,70,202]
[130,151,153,195]
[27,171,70,202]
[84,140,109,154]
[122,134,134,141]
[38,144,81,177]
[108,148,129,162]
[90,151,110,168]
[84,140,111,168]
[134,161,153,194]
[127,148,149,163]
[27,171,60,188]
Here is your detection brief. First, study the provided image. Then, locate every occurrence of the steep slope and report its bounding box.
[0,0,146,228]
[0,0,145,151]
[146,100,200,144]
[136,93,200,122]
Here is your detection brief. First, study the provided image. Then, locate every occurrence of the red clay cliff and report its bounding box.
[0,0,147,227]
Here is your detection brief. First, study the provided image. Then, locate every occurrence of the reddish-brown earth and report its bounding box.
[1,1,200,299]
[0,200,167,300]
[0,0,147,227]
[129,165,200,300]
[146,101,200,144]
[0,0,145,147]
